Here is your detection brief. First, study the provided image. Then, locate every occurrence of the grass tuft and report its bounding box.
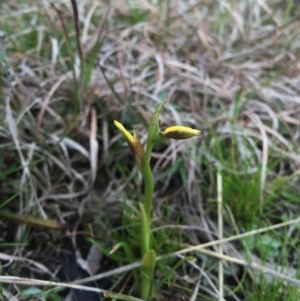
[1,0,300,300]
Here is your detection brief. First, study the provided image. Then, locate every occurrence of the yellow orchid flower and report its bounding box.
[159,125,201,140]
[114,120,146,168]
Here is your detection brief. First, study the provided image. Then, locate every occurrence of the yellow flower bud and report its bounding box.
[159,125,201,140]
[114,120,146,168]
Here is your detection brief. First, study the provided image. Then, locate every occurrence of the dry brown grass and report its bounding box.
[1,0,300,300]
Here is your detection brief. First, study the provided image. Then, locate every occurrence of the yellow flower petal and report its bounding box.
[114,120,135,145]
[114,120,146,168]
[159,125,201,140]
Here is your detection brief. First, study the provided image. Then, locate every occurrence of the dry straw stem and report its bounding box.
[0,276,144,301]
[0,252,55,279]
[69,216,300,286]
[90,107,99,186]
[1,0,300,299]
[2,217,300,295]
[177,253,223,300]
[188,248,300,287]
[217,171,223,301]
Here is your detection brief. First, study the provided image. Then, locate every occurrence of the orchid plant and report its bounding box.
[113,97,200,300]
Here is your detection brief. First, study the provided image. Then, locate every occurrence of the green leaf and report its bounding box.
[21,287,42,296]
[145,96,168,162]
[140,249,156,300]
[41,290,62,301]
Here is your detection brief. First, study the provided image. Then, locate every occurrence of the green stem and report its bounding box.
[145,143,153,165]
[140,152,155,300]
[139,203,149,256]
[143,163,154,235]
